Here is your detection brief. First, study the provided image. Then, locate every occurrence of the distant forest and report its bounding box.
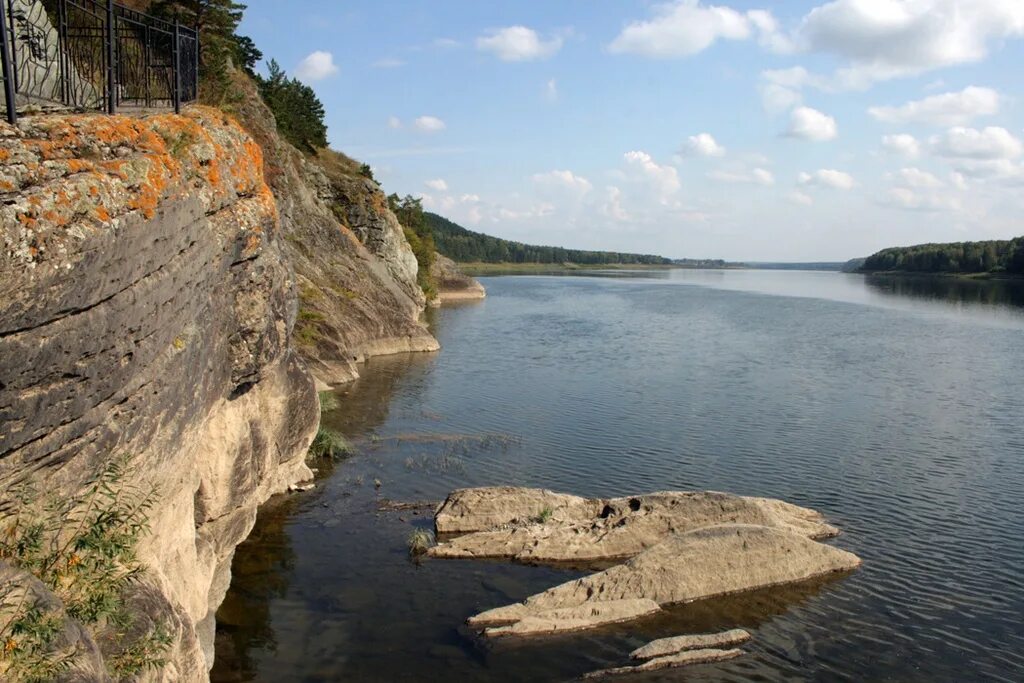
[860,237,1024,275]
[425,213,672,265]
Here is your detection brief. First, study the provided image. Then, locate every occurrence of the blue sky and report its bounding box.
[240,1,1024,261]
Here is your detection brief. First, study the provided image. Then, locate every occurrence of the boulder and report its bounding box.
[431,487,840,563]
[468,524,860,636]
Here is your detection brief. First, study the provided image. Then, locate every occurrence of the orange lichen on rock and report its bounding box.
[1,107,278,267]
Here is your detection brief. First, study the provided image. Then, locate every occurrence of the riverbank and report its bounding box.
[860,270,1024,280]
[458,262,677,275]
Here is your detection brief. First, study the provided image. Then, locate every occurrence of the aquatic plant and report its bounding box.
[318,391,339,412]
[407,529,434,557]
[308,427,351,460]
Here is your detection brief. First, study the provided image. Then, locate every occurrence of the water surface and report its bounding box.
[213,270,1024,682]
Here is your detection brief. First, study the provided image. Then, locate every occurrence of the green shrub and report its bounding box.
[0,458,169,680]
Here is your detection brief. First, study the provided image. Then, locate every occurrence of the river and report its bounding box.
[211,269,1024,682]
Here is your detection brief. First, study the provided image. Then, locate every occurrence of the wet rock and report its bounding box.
[582,647,744,678]
[630,629,751,660]
[468,525,860,636]
[431,487,840,563]
[482,599,662,637]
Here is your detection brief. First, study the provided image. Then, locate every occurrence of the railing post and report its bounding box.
[172,20,180,114]
[0,1,15,124]
[106,0,116,114]
[193,24,199,101]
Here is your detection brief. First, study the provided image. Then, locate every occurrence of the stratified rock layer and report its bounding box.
[0,108,317,681]
[223,73,438,386]
[431,487,840,563]
[468,524,861,636]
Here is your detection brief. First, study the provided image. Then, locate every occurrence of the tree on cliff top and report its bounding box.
[255,60,328,153]
[150,0,261,95]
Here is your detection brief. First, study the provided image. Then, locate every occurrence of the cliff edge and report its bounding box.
[0,107,318,680]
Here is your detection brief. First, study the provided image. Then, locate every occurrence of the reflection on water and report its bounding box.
[213,271,1024,682]
[865,274,1024,309]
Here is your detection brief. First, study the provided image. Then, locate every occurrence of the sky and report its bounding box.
[239,1,1024,261]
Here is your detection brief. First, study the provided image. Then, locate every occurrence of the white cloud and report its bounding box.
[413,116,447,133]
[602,186,631,222]
[623,150,682,203]
[788,190,814,206]
[681,132,726,157]
[930,126,1023,160]
[532,170,593,196]
[387,116,402,129]
[881,133,920,158]
[294,51,339,81]
[798,169,855,190]
[795,0,1024,86]
[476,26,562,61]
[868,86,1000,127]
[608,1,783,58]
[545,78,558,101]
[708,167,775,186]
[882,187,962,212]
[425,178,448,191]
[888,167,944,188]
[786,106,837,141]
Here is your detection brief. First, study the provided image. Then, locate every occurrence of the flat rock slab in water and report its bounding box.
[468,524,861,635]
[483,599,662,637]
[430,487,840,563]
[582,647,745,679]
[630,629,751,660]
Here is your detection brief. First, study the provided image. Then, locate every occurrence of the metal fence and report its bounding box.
[1,0,198,124]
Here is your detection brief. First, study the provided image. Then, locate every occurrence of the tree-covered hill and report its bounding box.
[860,237,1024,275]
[425,212,672,265]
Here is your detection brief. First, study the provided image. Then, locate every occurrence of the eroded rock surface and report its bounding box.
[430,254,486,305]
[630,629,751,660]
[431,487,840,563]
[223,73,438,386]
[0,108,317,680]
[468,524,860,636]
[582,648,744,679]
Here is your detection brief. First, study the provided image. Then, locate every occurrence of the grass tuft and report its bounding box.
[307,427,351,460]
[407,529,434,557]
[318,391,339,412]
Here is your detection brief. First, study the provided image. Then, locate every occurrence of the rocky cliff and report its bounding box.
[0,89,442,679]
[222,73,439,386]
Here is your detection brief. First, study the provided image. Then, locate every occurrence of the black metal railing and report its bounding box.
[1,0,198,124]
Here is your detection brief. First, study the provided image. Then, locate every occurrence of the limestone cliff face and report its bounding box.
[0,109,318,680]
[224,73,438,386]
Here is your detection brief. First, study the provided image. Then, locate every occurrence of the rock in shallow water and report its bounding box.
[468,524,861,636]
[582,647,745,678]
[431,487,841,564]
[629,628,751,660]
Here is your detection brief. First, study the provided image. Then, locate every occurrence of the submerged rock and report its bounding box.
[630,629,751,660]
[582,647,744,679]
[431,487,840,563]
[468,524,860,636]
